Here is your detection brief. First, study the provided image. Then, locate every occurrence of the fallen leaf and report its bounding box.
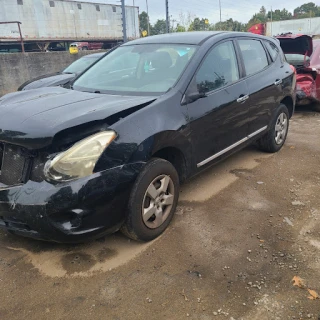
[292,276,306,288]
[290,146,295,149]
[307,288,319,300]
[259,240,265,243]
[181,289,189,301]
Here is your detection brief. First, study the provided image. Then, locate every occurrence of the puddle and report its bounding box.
[6,233,153,278]
[180,147,272,202]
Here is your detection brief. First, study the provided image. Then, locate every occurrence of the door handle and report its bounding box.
[274,79,283,86]
[237,95,249,103]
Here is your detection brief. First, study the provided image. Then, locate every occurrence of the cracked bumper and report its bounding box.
[0,162,145,243]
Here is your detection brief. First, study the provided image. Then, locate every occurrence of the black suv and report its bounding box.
[0,32,295,243]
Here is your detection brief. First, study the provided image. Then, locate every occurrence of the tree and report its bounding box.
[267,8,292,21]
[260,6,267,16]
[151,19,167,35]
[139,11,151,36]
[188,18,209,31]
[294,2,320,18]
[175,24,186,32]
[177,11,194,31]
[214,19,246,31]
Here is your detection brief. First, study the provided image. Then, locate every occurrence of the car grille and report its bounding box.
[0,143,48,186]
[0,144,27,186]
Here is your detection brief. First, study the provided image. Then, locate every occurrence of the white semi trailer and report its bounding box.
[0,0,140,51]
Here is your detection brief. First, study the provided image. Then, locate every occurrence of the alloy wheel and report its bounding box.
[142,174,175,229]
[274,112,288,145]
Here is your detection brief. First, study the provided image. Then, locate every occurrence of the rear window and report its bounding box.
[264,41,279,61]
[238,39,269,76]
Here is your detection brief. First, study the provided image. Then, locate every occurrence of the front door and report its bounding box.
[186,40,250,167]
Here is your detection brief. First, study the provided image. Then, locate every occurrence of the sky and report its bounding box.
[70,0,308,25]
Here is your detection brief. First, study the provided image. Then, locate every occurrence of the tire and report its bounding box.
[121,158,180,241]
[256,104,289,153]
[82,46,88,51]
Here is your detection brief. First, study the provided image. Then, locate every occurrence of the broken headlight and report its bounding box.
[44,131,117,182]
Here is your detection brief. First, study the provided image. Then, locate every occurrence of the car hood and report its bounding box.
[276,34,313,57]
[0,87,157,149]
[19,73,75,91]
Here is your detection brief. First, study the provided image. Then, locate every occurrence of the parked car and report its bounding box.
[70,42,104,51]
[276,34,319,105]
[18,53,105,91]
[47,42,67,52]
[0,32,295,243]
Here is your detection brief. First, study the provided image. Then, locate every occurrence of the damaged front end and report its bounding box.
[0,87,155,242]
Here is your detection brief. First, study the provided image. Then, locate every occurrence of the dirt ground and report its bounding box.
[1,106,320,320]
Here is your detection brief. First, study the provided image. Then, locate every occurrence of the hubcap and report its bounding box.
[274,112,288,145]
[142,174,175,229]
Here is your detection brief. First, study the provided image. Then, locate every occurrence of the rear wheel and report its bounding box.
[121,158,179,241]
[82,46,88,50]
[256,104,289,153]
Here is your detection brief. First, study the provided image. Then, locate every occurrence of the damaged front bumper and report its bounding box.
[0,162,145,243]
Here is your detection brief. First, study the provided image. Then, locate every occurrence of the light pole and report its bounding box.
[219,0,222,29]
[121,0,127,42]
[146,0,150,36]
[165,0,170,33]
[133,0,137,38]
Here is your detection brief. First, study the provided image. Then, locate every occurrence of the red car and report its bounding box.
[277,34,319,105]
[69,42,103,51]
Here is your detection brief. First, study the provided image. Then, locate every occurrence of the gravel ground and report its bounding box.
[1,106,320,320]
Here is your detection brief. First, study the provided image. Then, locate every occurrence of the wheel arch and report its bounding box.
[280,96,294,118]
[129,130,194,183]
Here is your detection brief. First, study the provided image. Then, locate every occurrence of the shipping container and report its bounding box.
[266,17,320,36]
[0,0,139,45]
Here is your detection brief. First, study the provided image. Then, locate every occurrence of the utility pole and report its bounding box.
[121,0,127,42]
[219,0,222,29]
[270,6,273,36]
[146,0,150,36]
[165,0,170,33]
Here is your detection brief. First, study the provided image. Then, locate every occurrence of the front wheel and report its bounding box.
[121,158,179,241]
[256,104,289,153]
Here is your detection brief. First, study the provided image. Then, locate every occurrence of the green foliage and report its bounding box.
[175,24,186,32]
[139,11,151,36]
[140,2,320,36]
[294,2,320,18]
[188,18,209,31]
[151,19,167,35]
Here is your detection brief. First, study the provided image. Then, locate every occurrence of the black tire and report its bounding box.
[256,104,289,153]
[121,158,179,241]
[82,46,88,51]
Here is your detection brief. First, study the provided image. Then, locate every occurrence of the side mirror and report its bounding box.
[186,91,206,103]
[181,79,207,105]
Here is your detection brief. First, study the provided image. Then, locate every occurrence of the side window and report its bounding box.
[238,39,269,76]
[196,41,239,93]
[265,41,279,61]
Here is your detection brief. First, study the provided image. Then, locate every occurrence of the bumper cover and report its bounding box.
[0,162,145,243]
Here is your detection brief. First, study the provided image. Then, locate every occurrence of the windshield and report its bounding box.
[63,56,100,74]
[73,44,197,95]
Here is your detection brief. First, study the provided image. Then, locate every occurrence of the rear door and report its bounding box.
[236,38,284,134]
[186,40,251,167]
